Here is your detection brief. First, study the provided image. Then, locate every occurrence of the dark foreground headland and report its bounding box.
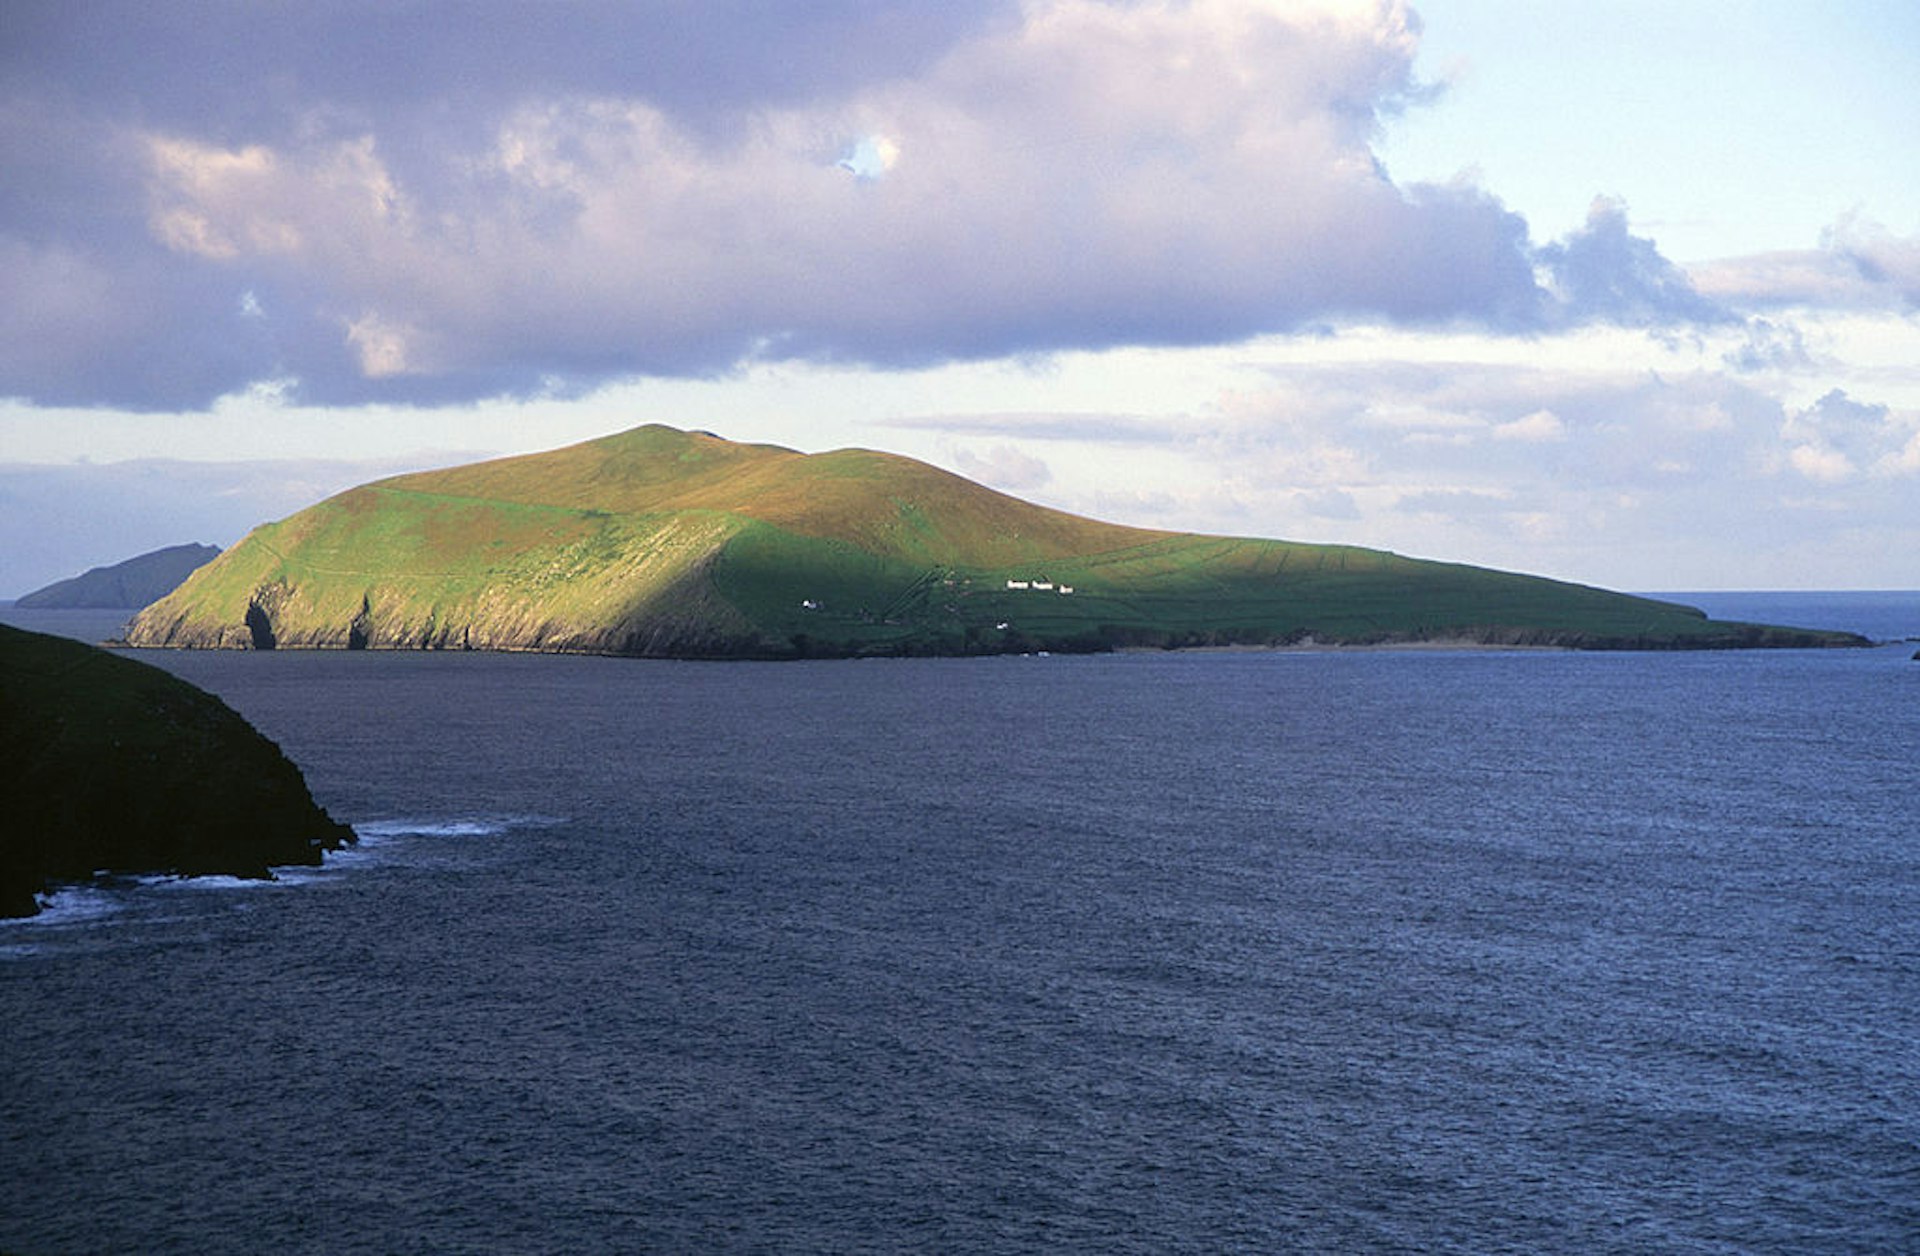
[124,425,1869,659]
[0,623,354,918]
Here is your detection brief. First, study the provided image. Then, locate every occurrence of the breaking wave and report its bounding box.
[351,816,539,841]
[1,814,562,956]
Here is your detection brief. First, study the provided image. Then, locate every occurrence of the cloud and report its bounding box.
[1722,318,1816,373]
[3,0,1574,410]
[0,229,285,409]
[344,311,420,379]
[1295,486,1362,520]
[0,1,1010,140]
[1220,358,1788,493]
[1780,387,1916,482]
[1689,214,1920,311]
[3,0,1836,414]
[1536,196,1734,327]
[0,0,1016,409]
[885,411,1175,444]
[1097,344,1920,584]
[1490,408,1566,442]
[1824,213,1920,305]
[1393,487,1516,519]
[1786,443,1854,484]
[837,134,901,181]
[951,443,1051,491]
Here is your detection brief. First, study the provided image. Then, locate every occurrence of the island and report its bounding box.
[0,623,354,918]
[124,425,1864,658]
[16,542,220,609]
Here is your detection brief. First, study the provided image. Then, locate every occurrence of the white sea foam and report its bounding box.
[268,862,343,885]
[354,818,512,840]
[2,815,559,958]
[2,883,127,929]
[143,873,272,894]
[352,815,560,841]
[0,883,140,954]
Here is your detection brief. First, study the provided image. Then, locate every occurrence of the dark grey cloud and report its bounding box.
[1,1,1739,412]
[1,1,1010,139]
[3,0,1016,408]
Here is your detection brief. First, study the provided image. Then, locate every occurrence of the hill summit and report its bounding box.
[124,425,1858,656]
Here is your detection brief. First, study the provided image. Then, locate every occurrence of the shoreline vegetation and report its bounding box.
[123,425,1869,660]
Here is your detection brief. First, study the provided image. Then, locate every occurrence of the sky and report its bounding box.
[3,0,1917,596]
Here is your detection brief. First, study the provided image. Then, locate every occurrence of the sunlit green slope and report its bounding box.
[124,425,1862,656]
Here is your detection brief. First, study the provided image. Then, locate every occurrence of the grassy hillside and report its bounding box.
[125,425,1864,657]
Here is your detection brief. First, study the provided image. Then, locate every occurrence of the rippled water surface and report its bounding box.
[3,599,1917,1253]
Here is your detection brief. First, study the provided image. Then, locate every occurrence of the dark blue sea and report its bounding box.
[4,593,1917,1254]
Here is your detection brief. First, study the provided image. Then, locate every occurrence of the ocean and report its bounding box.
[3,593,1917,1253]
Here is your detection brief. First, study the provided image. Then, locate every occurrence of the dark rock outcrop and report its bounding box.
[16,543,220,609]
[0,623,353,917]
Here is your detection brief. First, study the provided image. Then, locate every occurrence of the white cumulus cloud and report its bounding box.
[1490,409,1566,442]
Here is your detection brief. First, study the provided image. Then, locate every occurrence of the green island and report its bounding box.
[0,623,354,917]
[125,425,1864,658]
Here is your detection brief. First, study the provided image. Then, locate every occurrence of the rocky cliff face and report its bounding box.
[0,623,354,917]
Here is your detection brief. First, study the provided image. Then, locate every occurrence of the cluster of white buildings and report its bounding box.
[1006,578,1074,594]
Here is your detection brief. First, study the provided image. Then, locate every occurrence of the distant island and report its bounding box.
[0,623,354,918]
[16,542,220,609]
[124,425,1865,658]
